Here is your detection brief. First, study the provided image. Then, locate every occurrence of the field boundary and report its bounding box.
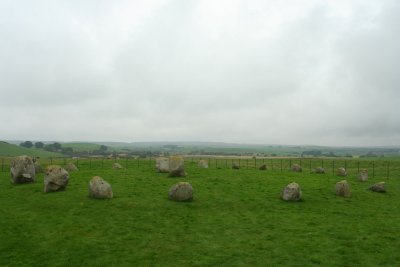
[1,156,397,179]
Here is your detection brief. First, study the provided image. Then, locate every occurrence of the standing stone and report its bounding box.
[65,163,78,172]
[156,157,170,173]
[113,163,123,169]
[198,159,209,169]
[369,182,386,193]
[358,169,368,182]
[89,176,113,199]
[10,155,36,184]
[168,182,193,201]
[314,167,325,174]
[259,164,267,170]
[232,163,240,169]
[291,164,302,172]
[44,165,69,193]
[335,180,351,197]
[169,156,186,177]
[281,182,302,201]
[337,167,347,176]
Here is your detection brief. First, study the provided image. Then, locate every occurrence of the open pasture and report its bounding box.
[1,157,400,266]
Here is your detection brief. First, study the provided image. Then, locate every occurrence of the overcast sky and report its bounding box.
[1,0,399,146]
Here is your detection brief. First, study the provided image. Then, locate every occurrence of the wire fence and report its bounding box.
[1,156,398,179]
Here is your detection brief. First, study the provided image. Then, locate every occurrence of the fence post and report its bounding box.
[254,158,257,169]
[1,159,4,172]
[89,158,92,169]
[126,157,128,169]
[333,160,335,175]
[280,159,282,172]
[357,161,360,173]
[102,158,104,169]
[387,162,390,179]
[225,159,227,168]
[76,158,79,169]
[246,159,248,169]
[216,159,218,169]
[309,160,311,171]
[372,162,375,178]
[137,157,139,167]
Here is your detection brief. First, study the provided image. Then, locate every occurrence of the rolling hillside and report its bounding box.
[0,141,63,158]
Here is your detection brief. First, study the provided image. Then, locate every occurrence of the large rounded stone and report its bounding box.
[44,165,69,193]
[89,176,113,199]
[336,167,347,177]
[156,157,170,173]
[291,164,302,172]
[169,156,186,177]
[369,182,386,193]
[168,182,193,201]
[335,180,351,197]
[281,182,302,201]
[358,169,368,182]
[10,155,36,184]
[198,160,209,169]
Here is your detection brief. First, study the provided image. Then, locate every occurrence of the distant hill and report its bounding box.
[0,141,63,158]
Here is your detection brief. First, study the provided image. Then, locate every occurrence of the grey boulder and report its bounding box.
[10,155,36,184]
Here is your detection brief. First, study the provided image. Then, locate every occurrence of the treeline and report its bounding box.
[19,141,109,156]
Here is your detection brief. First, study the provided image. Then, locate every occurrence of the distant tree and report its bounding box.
[35,142,44,149]
[20,141,33,148]
[99,145,108,152]
[53,142,62,150]
[61,147,74,155]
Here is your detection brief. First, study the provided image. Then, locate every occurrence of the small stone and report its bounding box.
[65,163,78,172]
[113,163,123,169]
[44,165,69,193]
[291,164,302,172]
[89,176,113,199]
[314,167,325,174]
[168,182,193,201]
[232,163,240,170]
[336,167,347,176]
[259,164,267,170]
[335,180,351,197]
[358,169,368,182]
[198,160,209,169]
[369,182,386,193]
[281,182,302,201]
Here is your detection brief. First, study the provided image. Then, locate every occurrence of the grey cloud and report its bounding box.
[0,0,399,146]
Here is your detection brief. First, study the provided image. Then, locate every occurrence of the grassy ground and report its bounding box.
[0,159,399,266]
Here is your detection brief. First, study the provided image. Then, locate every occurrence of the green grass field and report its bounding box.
[1,158,399,266]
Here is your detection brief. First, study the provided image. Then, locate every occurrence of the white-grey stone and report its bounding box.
[281,182,302,201]
[44,165,69,192]
[89,176,113,199]
[10,155,36,184]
